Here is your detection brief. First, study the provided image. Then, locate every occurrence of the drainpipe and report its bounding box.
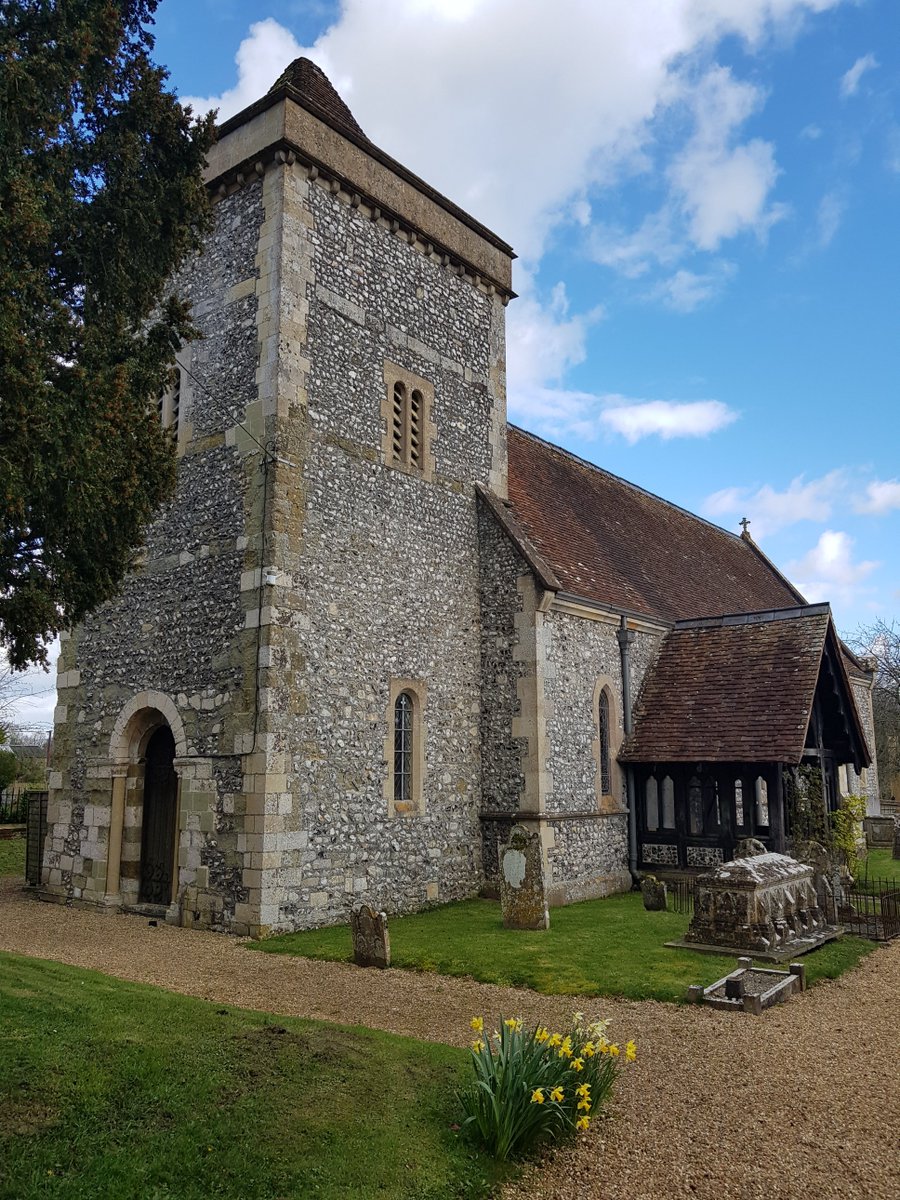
[617,616,640,886]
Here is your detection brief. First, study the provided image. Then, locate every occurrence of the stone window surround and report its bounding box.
[381,360,436,481]
[592,676,625,814]
[383,678,427,817]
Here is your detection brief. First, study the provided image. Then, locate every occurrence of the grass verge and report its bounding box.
[250,891,877,1003]
[0,952,511,1200]
[0,835,25,878]
[858,848,900,886]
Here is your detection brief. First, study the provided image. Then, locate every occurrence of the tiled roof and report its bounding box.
[269,57,367,141]
[506,426,802,622]
[619,608,830,763]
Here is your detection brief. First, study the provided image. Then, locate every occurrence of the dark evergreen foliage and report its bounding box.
[0,1,216,667]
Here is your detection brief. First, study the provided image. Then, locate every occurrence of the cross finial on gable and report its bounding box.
[739,517,751,535]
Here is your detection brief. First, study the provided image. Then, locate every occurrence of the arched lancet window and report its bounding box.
[645,776,659,831]
[391,381,423,469]
[393,691,414,805]
[755,776,769,828]
[688,774,703,836]
[598,689,611,796]
[661,775,675,829]
[734,778,745,828]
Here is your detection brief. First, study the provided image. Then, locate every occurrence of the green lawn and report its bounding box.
[0,953,511,1200]
[0,835,25,878]
[858,848,900,886]
[250,891,877,1004]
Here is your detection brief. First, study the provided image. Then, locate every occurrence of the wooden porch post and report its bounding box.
[770,765,786,854]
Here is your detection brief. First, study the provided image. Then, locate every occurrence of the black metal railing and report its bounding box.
[667,877,695,916]
[25,793,48,887]
[824,872,900,942]
[0,788,29,825]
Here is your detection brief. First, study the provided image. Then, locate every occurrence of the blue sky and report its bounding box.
[7,0,899,729]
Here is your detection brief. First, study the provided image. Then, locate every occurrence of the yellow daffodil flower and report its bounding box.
[535,1026,549,1043]
[503,1017,523,1033]
[581,1041,595,1057]
[558,1045,573,1060]
[608,1043,620,1057]
[471,1038,485,1053]
[625,1040,637,1061]
[550,1087,564,1103]
[576,1116,590,1132]
[577,1098,591,1112]
[531,1088,545,1104]
[598,1040,609,1054]
[470,1016,484,1033]
[569,1057,584,1072]
[547,1033,562,1048]
[575,1083,590,1098]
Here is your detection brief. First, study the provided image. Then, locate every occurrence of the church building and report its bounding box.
[41,61,878,935]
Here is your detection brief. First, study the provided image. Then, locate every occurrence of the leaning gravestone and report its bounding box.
[350,902,390,968]
[641,875,667,911]
[500,823,549,930]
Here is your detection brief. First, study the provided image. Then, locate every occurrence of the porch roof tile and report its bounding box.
[619,607,831,763]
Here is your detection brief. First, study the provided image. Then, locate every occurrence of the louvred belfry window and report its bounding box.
[391,381,422,469]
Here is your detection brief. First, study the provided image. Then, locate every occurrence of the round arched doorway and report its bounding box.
[138,724,178,905]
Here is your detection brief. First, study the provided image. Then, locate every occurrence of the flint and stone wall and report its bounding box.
[257,166,508,930]
[543,609,662,900]
[848,679,880,815]
[45,180,267,927]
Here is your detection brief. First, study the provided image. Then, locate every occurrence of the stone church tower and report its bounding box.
[44,60,514,935]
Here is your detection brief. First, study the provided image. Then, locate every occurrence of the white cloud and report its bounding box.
[182,18,304,118]
[786,530,879,604]
[800,123,823,140]
[705,469,846,537]
[0,641,59,733]
[854,479,900,516]
[600,399,738,442]
[814,190,845,248]
[649,262,736,311]
[667,68,786,250]
[839,53,879,98]
[183,1,844,264]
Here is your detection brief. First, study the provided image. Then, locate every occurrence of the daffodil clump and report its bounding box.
[458,1013,637,1161]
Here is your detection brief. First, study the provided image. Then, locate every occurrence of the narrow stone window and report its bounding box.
[382,363,434,479]
[598,690,611,796]
[156,366,182,436]
[645,776,659,832]
[661,775,675,829]
[384,679,426,816]
[393,691,414,806]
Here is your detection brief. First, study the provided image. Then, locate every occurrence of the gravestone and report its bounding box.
[893,817,900,861]
[350,902,391,968]
[499,824,549,930]
[641,876,668,911]
[864,816,894,849]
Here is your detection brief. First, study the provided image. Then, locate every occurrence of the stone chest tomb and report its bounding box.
[682,847,834,960]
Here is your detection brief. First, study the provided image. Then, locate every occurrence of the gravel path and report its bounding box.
[2,877,898,1200]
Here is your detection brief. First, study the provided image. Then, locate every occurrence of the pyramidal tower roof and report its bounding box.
[268,57,366,142]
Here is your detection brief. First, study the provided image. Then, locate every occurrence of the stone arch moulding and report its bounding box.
[592,675,625,814]
[109,690,189,763]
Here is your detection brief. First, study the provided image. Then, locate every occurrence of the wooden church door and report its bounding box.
[138,725,178,905]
